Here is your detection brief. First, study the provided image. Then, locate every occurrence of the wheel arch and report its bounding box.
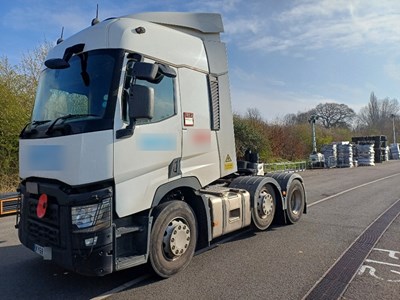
[269,172,307,214]
[151,177,202,208]
[229,176,283,208]
[151,177,211,250]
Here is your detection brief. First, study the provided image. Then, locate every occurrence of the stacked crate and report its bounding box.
[356,142,375,166]
[351,135,387,163]
[337,142,353,168]
[321,143,337,168]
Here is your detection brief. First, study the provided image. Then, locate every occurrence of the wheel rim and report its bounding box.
[163,218,191,260]
[290,189,302,215]
[257,189,274,219]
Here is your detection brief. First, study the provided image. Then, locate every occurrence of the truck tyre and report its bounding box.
[252,184,276,231]
[286,180,305,224]
[149,200,197,278]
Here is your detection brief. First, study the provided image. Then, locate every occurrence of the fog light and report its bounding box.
[85,236,98,247]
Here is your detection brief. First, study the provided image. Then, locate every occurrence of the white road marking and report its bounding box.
[364,259,400,268]
[373,248,400,260]
[391,270,400,276]
[358,265,384,281]
[303,199,400,299]
[308,173,400,207]
[90,274,151,300]
[358,265,400,282]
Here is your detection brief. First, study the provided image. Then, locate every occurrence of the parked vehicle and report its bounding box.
[16,12,306,277]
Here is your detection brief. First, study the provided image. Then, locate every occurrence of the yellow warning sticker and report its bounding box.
[224,154,234,170]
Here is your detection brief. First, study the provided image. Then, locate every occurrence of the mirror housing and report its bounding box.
[44,58,70,69]
[116,84,154,139]
[129,62,177,82]
[158,64,176,78]
[129,84,154,120]
[44,43,85,70]
[131,62,159,81]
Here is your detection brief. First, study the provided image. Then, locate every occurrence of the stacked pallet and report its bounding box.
[351,135,387,163]
[337,142,353,168]
[390,143,400,159]
[357,143,375,166]
[321,143,337,168]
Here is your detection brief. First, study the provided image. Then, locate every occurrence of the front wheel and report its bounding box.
[286,180,305,224]
[149,201,197,278]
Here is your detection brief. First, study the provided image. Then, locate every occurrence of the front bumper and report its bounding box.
[17,180,114,276]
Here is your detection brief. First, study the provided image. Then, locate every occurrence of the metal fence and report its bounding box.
[263,161,307,174]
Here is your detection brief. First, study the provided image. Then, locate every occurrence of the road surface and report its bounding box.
[1,161,399,299]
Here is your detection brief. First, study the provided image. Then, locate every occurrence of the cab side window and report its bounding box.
[136,76,175,124]
[122,61,175,124]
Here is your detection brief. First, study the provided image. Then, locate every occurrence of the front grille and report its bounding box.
[27,219,60,246]
[26,197,61,247]
[28,198,59,225]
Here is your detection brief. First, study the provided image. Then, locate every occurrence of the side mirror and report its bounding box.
[44,58,70,69]
[44,43,85,69]
[116,84,154,139]
[158,64,176,78]
[131,62,159,81]
[129,62,177,82]
[129,84,154,120]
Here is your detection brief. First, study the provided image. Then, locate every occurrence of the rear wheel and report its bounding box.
[286,180,305,224]
[149,201,197,278]
[252,184,276,230]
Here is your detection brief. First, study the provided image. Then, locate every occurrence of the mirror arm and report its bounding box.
[116,118,136,139]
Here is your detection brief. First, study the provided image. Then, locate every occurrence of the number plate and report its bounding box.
[34,244,52,260]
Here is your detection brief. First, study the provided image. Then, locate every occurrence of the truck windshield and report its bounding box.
[26,49,122,138]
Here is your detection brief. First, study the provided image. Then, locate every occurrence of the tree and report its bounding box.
[358,92,399,133]
[283,109,316,125]
[0,58,29,191]
[233,113,271,162]
[18,41,52,94]
[0,42,51,192]
[245,107,263,122]
[314,102,355,129]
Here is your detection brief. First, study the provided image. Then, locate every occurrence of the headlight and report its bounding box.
[71,198,111,232]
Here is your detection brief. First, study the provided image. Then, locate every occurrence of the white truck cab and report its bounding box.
[17,12,306,277]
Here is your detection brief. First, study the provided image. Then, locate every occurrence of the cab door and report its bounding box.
[113,60,181,217]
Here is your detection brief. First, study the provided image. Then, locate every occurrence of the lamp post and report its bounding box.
[391,114,396,144]
[308,115,319,153]
[308,114,324,168]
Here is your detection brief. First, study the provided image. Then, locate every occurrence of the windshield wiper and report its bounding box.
[46,114,99,135]
[19,120,51,137]
[32,120,51,127]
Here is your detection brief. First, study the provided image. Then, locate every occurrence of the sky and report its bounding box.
[1,0,400,121]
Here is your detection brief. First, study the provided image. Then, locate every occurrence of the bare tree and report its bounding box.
[314,102,355,129]
[18,41,52,94]
[283,109,316,125]
[245,107,263,122]
[358,92,399,132]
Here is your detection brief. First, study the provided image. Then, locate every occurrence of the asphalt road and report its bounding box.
[1,161,400,299]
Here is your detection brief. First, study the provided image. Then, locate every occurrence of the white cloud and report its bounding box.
[223,0,400,55]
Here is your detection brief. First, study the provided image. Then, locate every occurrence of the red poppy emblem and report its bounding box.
[37,194,48,218]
